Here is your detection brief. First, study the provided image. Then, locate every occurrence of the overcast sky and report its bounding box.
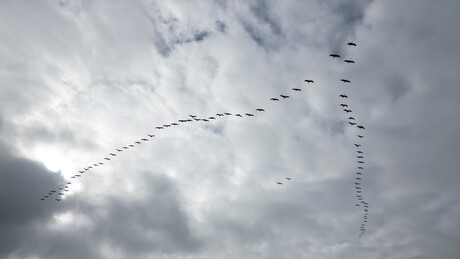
[1,0,460,258]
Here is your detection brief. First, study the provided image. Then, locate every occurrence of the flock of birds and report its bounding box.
[39,41,369,238]
[330,41,370,237]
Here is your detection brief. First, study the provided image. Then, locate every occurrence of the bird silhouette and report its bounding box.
[347,41,357,47]
[330,53,340,58]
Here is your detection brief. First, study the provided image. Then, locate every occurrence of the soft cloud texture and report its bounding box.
[1,0,460,258]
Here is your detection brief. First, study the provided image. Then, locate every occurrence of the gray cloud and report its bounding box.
[1,0,460,258]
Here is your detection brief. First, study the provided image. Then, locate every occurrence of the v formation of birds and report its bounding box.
[40,41,368,238]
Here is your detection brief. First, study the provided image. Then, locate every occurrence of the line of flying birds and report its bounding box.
[39,81,320,202]
[331,41,369,238]
[39,40,369,239]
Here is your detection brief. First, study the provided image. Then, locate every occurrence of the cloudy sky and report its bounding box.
[1,0,460,258]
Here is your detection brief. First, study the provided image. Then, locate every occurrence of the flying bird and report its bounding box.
[245,113,254,117]
[355,178,362,180]
[292,88,301,91]
[270,98,280,101]
[104,158,110,161]
[256,108,265,112]
[209,117,216,120]
[286,177,292,180]
[277,182,283,185]
[357,151,363,154]
[358,167,364,170]
[280,95,290,99]
[202,119,209,122]
[340,79,351,83]
[171,123,179,126]
[135,141,142,144]
[235,114,242,117]
[163,124,171,127]
[141,138,148,141]
[190,115,197,118]
[358,135,364,138]
[330,53,340,58]
[344,109,352,113]
[344,59,355,64]
[304,79,314,83]
[358,161,365,164]
[339,94,348,98]
[216,113,224,116]
[109,153,116,156]
[156,127,163,129]
[356,172,362,175]
[347,41,357,46]
[357,125,366,129]
[357,156,364,159]
[148,134,155,137]
[340,104,348,107]
[354,144,361,147]
[349,117,355,120]
[349,122,357,125]
[224,113,231,115]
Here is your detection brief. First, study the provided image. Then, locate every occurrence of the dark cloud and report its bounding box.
[0,141,65,257]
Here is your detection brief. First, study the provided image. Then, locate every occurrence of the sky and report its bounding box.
[1,0,460,258]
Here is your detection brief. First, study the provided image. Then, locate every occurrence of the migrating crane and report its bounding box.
[340,79,351,83]
[304,79,314,83]
[344,59,355,64]
[347,41,357,47]
[245,113,254,117]
[280,95,290,99]
[270,98,280,101]
[340,94,348,98]
[292,88,302,91]
[357,125,366,129]
[256,108,265,112]
[344,109,352,113]
[330,53,340,58]
[340,104,348,107]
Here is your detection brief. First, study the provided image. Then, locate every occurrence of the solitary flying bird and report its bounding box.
[347,41,357,47]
